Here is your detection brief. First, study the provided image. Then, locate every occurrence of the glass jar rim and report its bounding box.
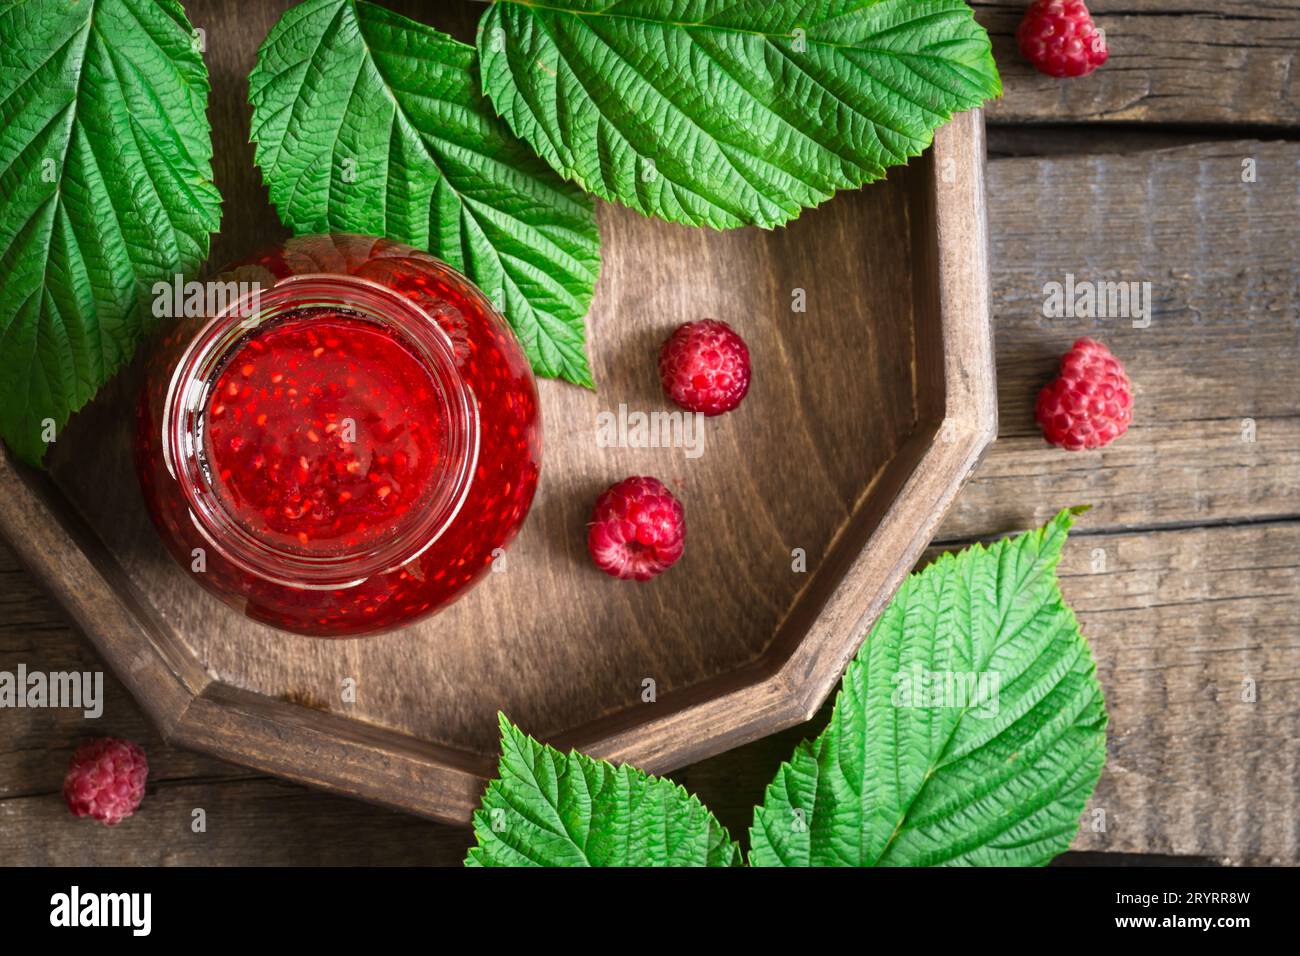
[162,273,480,589]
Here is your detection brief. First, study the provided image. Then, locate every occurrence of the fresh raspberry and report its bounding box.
[63,737,148,826]
[658,319,751,416]
[1036,338,1133,451]
[588,476,685,581]
[1017,0,1108,78]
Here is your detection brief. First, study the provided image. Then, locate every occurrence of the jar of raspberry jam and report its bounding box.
[135,234,540,637]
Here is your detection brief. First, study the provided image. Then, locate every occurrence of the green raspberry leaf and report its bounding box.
[0,0,221,465]
[249,0,600,387]
[750,508,1107,866]
[466,714,741,866]
[477,0,1001,229]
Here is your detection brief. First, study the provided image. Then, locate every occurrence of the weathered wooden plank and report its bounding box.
[976,1,1300,127]
[0,776,469,866]
[943,421,1300,541]
[1056,521,1299,863]
[941,139,1300,540]
[985,140,1299,427]
[679,520,1300,865]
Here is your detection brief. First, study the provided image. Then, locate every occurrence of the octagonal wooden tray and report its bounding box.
[0,1,993,825]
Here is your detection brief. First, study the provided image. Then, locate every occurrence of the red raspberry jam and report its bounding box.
[135,235,541,637]
[204,312,445,556]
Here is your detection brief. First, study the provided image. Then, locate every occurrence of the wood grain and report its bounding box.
[975,0,1300,127]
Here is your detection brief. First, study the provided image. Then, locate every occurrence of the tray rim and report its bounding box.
[0,109,996,826]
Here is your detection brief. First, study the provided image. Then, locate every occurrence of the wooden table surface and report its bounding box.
[3,1,1298,866]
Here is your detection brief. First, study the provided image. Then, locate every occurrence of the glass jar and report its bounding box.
[134,234,541,637]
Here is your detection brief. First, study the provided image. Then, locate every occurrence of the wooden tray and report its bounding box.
[0,1,994,825]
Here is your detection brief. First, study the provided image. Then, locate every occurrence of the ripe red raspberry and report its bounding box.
[1018,0,1108,78]
[658,319,751,416]
[63,737,148,826]
[1036,338,1133,451]
[588,476,685,581]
